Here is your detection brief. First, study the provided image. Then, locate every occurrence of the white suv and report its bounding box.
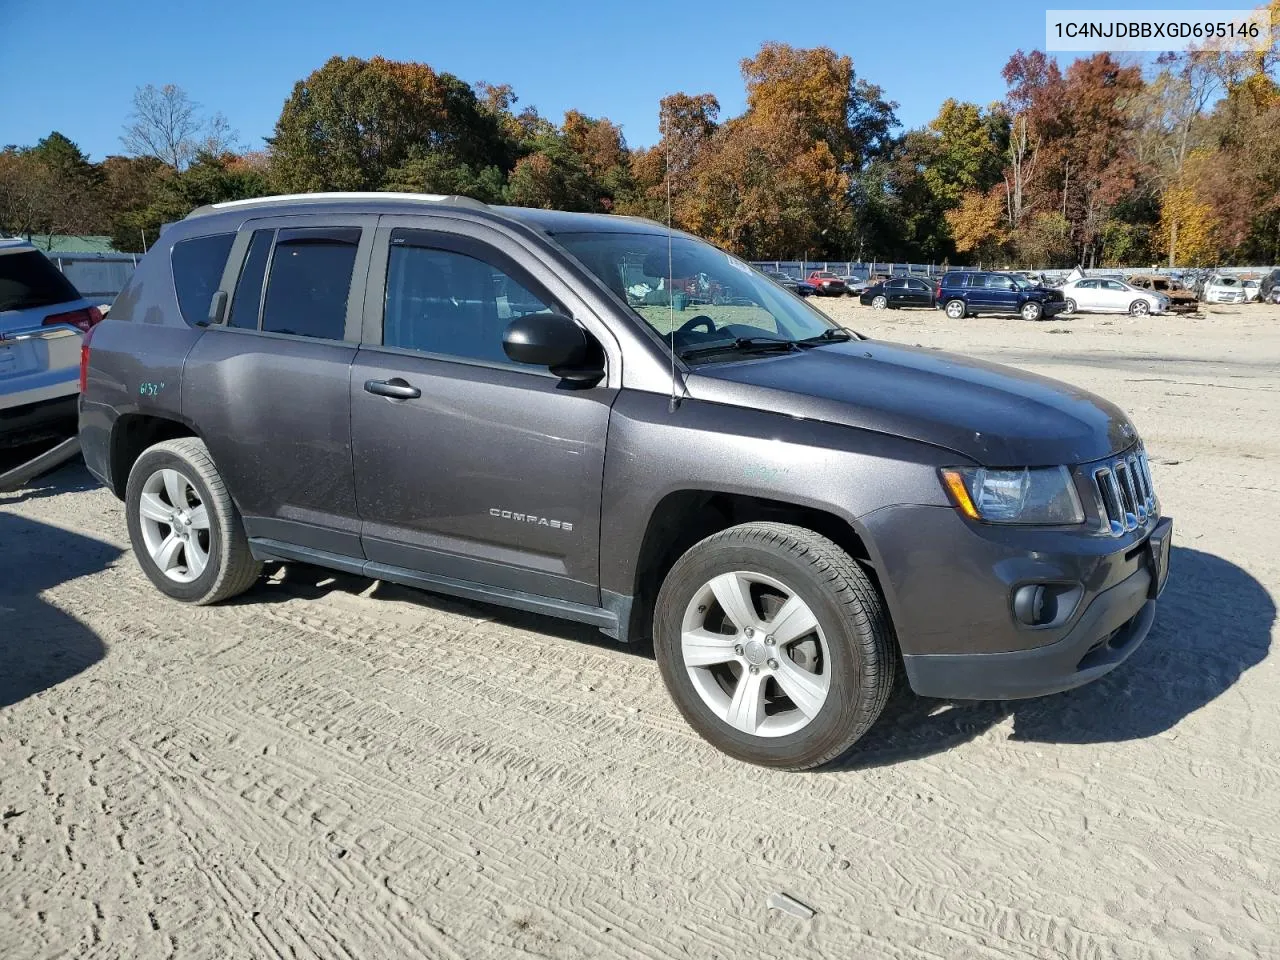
[1,239,101,448]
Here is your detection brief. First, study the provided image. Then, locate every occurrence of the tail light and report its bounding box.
[79,321,100,393]
[43,305,103,334]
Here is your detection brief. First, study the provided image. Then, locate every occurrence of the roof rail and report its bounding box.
[185,191,491,219]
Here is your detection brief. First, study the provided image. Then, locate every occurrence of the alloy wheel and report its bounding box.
[680,570,831,738]
[137,468,211,583]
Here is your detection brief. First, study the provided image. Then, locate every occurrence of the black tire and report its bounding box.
[653,522,895,770]
[125,437,261,604]
[944,299,966,319]
[1063,298,1077,315]
[1020,301,1043,321]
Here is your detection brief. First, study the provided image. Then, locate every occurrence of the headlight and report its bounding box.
[939,466,1084,525]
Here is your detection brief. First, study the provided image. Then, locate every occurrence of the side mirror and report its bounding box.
[503,313,600,380]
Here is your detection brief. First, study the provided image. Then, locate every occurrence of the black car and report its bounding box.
[936,271,1068,321]
[1260,268,1280,301]
[765,271,816,297]
[860,276,936,310]
[79,192,1170,771]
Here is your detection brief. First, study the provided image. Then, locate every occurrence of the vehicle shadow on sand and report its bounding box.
[0,513,121,709]
[838,546,1274,770]
[240,562,646,658]
[0,457,100,505]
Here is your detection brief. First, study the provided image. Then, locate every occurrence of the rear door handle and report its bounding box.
[364,378,421,400]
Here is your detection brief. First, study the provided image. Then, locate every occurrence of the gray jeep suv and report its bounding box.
[79,193,1172,769]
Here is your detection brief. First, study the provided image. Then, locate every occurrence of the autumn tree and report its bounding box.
[111,152,267,252]
[0,133,101,243]
[269,56,509,194]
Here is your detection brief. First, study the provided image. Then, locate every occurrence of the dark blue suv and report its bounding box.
[936,271,1067,321]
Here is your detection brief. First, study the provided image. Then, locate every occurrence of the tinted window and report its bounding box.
[906,279,928,291]
[0,249,82,313]
[887,278,907,289]
[984,275,1014,290]
[171,233,233,324]
[384,239,554,365]
[229,229,272,330]
[261,227,360,340]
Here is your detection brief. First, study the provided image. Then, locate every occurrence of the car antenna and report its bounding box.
[666,139,681,413]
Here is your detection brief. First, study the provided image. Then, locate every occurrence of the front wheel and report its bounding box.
[1020,301,1043,321]
[125,437,262,604]
[871,295,888,310]
[653,522,895,770]
[944,299,966,319]
[1129,299,1151,316]
[1062,298,1077,315]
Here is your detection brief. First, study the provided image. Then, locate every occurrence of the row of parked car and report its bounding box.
[762,266,1280,319]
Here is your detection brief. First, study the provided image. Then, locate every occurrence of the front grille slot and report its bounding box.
[1091,447,1157,536]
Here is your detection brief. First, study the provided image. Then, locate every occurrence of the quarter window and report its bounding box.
[383,234,557,365]
[260,227,360,340]
[171,232,234,325]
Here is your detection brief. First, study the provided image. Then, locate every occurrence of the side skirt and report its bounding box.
[249,537,628,641]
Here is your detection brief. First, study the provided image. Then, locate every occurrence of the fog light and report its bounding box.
[1013,584,1047,625]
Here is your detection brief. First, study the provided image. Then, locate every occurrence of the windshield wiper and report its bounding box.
[796,328,854,347]
[678,336,799,362]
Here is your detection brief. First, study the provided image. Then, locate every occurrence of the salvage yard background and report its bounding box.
[3,300,1277,959]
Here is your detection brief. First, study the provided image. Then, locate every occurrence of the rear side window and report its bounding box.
[172,233,234,324]
[229,230,272,330]
[260,227,360,340]
[0,249,82,313]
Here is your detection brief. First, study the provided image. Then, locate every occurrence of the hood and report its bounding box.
[686,339,1138,465]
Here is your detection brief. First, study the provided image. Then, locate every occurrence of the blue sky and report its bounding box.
[0,0,1219,159]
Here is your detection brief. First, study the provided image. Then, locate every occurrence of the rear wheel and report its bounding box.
[871,295,888,310]
[944,299,966,319]
[125,437,261,604]
[653,522,895,770]
[1020,301,1043,321]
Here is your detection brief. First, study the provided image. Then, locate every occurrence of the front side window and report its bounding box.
[984,275,1014,290]
[552,231,836,361]
[260,227,360,340]
[383,234,556,365]
[171,233,234,324]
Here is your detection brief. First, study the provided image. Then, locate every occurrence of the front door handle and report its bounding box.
[364,378,421,400]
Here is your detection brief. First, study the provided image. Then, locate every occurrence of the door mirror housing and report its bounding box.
[503,312,601,381]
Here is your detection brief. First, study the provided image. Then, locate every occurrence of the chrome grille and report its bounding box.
[1091,449,1156,536]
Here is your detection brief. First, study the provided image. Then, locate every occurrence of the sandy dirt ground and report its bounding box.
[3,300,1279,959]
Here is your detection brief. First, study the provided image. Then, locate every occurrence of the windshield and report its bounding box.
[1216,277,1239,286]
[553,232,838,359]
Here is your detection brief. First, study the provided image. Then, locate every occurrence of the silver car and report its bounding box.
[1,240,100,448]
[1060,277,1168,316]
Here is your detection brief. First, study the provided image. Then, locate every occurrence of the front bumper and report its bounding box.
[902,551,1161,699]
[860,499,1172,700]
